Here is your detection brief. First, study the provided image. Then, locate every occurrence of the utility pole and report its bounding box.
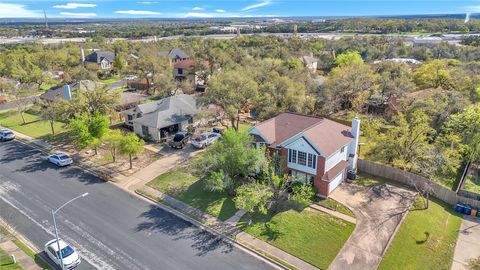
[44,10,48,29]
[51,193,89,270]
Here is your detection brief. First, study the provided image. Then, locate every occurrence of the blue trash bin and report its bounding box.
[464,204,472,215]
[455,203,465,213]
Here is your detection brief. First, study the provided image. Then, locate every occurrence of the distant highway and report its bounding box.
[1,32,476,45]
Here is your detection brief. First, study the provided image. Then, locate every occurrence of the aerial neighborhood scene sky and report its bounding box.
[0,0,479,18]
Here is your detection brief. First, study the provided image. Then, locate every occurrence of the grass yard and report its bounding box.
[378,197,462,270]
[97,77,120,84]
[462,175,480,195]
[147,169,238,221]
[239,209,355,270]
[0,248,22,270]
[315,198,355,218]
[0,110,68,140]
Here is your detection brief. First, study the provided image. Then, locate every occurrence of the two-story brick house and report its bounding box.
[249,112,360,197]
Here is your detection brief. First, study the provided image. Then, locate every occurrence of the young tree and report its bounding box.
[234,182,273,214]
[37,99,61,135]
[104,129,123,162]
[113,55,125,75]
[119,133,145,169]
[78,83,120,117]
[196,128,266,194]
[68,113,109,154]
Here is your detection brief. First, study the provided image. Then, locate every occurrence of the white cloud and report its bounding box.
[241,0,272,11]
[215,9,226,13]
[59,12,97,17]
[138,1,158,4]
[53,3,96,9]
[183,12,213,18]
[115,10,161,15]
[192,7,205,11]
[0,3,41,18]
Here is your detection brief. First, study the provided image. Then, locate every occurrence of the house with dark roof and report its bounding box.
[39,80,97,102]
[168,48,189,63]
[83,50,116,70]
[123,94,198,142]
[249,112,361,197]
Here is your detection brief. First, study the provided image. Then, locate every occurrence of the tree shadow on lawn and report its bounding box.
[175,180,238,221]
[135,204,233,256]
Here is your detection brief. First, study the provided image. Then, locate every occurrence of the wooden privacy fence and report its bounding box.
[357,159,480,209]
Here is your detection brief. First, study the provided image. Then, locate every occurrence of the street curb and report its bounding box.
[134,190,289,270]
[0,217,56,270]
[4,138,287,269]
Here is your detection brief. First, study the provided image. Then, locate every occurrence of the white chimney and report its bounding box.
[348,117,361,171]
[81,48,85,63]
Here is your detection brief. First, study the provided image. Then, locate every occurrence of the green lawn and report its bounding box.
[462,175,480,195]
[97,77,120,84]
[0,248,22,270]
[240,209,355,270]
[378,197,462,270]
[316,198,355,218]
[11,240,51,270]
[0,111,68,140]
[147,169,238,221]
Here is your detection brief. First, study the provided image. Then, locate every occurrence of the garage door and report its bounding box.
[329,172,344,193]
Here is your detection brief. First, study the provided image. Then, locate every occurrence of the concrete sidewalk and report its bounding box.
[0,240,41,270]
[137,186,319,270]
[120,147,203,191]
[452,215,480,270]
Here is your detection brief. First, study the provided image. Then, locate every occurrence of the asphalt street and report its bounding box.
[0,140,273,270]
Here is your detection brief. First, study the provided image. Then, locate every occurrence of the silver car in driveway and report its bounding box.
[0,129,15,141]
[48,153,73,167]
[191,132,221,149]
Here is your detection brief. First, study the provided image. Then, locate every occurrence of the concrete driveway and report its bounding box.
[452,215,480,270]
[329,183,416,270]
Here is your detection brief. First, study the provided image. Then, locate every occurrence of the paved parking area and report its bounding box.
[452,215,480,270]
[329,184,416,270]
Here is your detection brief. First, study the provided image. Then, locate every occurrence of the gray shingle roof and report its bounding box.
[168,48,189,60]
[128,94,198,129]
[84,51,115,64]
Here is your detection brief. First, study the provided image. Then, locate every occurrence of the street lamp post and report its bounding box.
[51,192,88,270]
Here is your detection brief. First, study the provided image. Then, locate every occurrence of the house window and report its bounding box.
[308,153,316,169]
[288,149,297,163]
[142,125,150,136]
[340,146,345,153]
[178,68,183,75]
[137,113,142,118]
[127,115,133,121]
[298,151,307,166]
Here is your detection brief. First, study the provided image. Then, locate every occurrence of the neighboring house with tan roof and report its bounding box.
[249,112,361,197]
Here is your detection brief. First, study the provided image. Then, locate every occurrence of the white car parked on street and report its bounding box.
[48,153,73,167]
[191,132,221,149]
[0,129,15,141]
[44,239,81,269]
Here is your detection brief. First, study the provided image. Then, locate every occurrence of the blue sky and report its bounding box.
[0,1,478,18]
